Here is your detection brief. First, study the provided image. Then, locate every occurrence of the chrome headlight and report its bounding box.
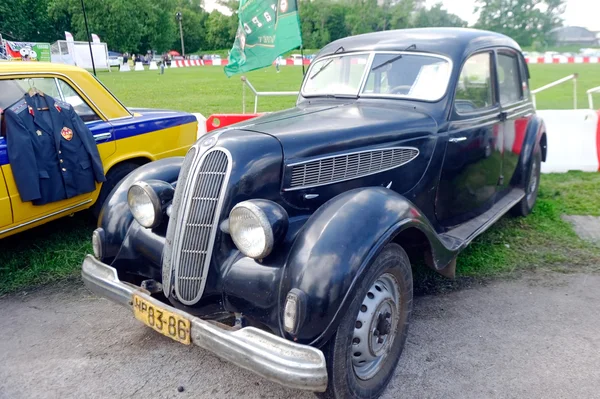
[229,199,288,259]
[127,180,174,228]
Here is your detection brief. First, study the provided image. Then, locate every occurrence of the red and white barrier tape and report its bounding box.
[525,56,600,64]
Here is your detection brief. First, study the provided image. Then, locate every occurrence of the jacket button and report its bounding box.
[62,168,66,172]
[58,151,62,154]
[60,159,63,163]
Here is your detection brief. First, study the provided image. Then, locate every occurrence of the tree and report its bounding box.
[474,0,565,47]
[140,0,178,53]
[205,11,233,50]
[412,3,467,28]
[48,0,151,52]
[0,0,56,42]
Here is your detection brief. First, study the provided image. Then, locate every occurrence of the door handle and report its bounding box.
[449,137,467,143]
[94,133,112,142]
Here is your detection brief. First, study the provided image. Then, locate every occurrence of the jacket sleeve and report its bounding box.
[4,109,41,201]
[68,107,106,183]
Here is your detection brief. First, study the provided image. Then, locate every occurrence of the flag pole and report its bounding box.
[300,45,305,75]
[80,0,96,76]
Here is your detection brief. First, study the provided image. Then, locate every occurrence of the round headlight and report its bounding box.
[128,181,161,228]
[229,200,288,259]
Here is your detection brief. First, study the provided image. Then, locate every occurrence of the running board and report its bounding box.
[440,188,525,250]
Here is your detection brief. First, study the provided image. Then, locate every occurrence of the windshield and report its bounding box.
[303,53,369,97]
[301,52,451,102]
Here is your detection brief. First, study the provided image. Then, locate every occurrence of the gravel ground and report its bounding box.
[1,271,599,399]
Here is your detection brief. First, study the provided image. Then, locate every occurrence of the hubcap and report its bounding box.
[352,273,401,380]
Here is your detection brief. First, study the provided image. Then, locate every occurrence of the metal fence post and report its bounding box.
[573,73,578,110]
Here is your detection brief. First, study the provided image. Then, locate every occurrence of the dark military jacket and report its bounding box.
[3,93,106,205]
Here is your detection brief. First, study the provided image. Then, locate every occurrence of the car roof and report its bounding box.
[0,62,88,74]
[317,28,521,62]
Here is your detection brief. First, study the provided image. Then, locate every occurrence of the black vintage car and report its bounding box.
[82,28,547,398]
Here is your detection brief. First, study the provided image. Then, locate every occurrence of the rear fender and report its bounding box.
[511,114,547,187]
[279,186,456,346]
[99,157,183,262]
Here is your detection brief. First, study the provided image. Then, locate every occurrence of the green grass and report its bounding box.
[457,172,600,277]
[98,65,302,115]
[0,215,93,295]
[528,64,600,109]
[2,64,600,295]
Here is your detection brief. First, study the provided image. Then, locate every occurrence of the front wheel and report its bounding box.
[318,243,413,399]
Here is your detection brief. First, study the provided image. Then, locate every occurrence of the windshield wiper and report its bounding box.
[310,46,344,80]
[371,54,403,71]
[370,44,416,71]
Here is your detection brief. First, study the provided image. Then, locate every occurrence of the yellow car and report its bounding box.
[0,62,198,239]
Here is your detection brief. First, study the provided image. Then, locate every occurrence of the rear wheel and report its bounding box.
[91,162,139,220]
[318,243,413,399]
[512,144,542,217]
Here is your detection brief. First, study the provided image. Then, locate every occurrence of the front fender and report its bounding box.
[279,187,456,346]
[99,157,183,262]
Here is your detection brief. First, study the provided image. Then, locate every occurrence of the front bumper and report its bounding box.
[81,255,328,392]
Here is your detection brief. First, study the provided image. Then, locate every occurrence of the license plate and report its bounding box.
[132,294,191,345]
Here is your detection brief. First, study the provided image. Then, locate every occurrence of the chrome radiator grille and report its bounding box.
[171,148,231,305]
[287,147,419,190]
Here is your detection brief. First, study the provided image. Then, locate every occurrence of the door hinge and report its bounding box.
[499,111,508,122]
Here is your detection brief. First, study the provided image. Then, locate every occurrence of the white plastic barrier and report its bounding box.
[134,61,144,71]
[537,109,600,173]
[191,112,207,139]
[119,62,130,72]
[148,61,158,70]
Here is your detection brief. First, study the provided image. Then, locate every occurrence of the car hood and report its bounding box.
[239,102,438,162]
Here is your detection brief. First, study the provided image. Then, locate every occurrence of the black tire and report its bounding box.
[317,243,413,399]
[91,162,139,220]
[511,144,542,217]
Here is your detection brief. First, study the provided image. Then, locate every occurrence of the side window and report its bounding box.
[497,52,522,105]
[0,78,60,109]
[57,80,102,122]
[0,78,101,123]
[454,52,493,113]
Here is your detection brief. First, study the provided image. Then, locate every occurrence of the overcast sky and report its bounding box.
[204,0,600,31]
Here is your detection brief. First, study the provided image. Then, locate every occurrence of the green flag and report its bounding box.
[224,0,302,77]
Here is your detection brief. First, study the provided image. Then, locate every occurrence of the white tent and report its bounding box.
[51,40,111,71]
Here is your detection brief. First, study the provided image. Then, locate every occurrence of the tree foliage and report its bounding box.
[475,0,565,46]
[413,3,468,28]
[0,0,564,54]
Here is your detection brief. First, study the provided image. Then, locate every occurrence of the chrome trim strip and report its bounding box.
[172,147,232,305]
[81,255,328,392]
[0,199,92,235]
[94,132,112,142]
[284,146,420,191]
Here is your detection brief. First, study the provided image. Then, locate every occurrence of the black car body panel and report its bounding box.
[92,28,546,348]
